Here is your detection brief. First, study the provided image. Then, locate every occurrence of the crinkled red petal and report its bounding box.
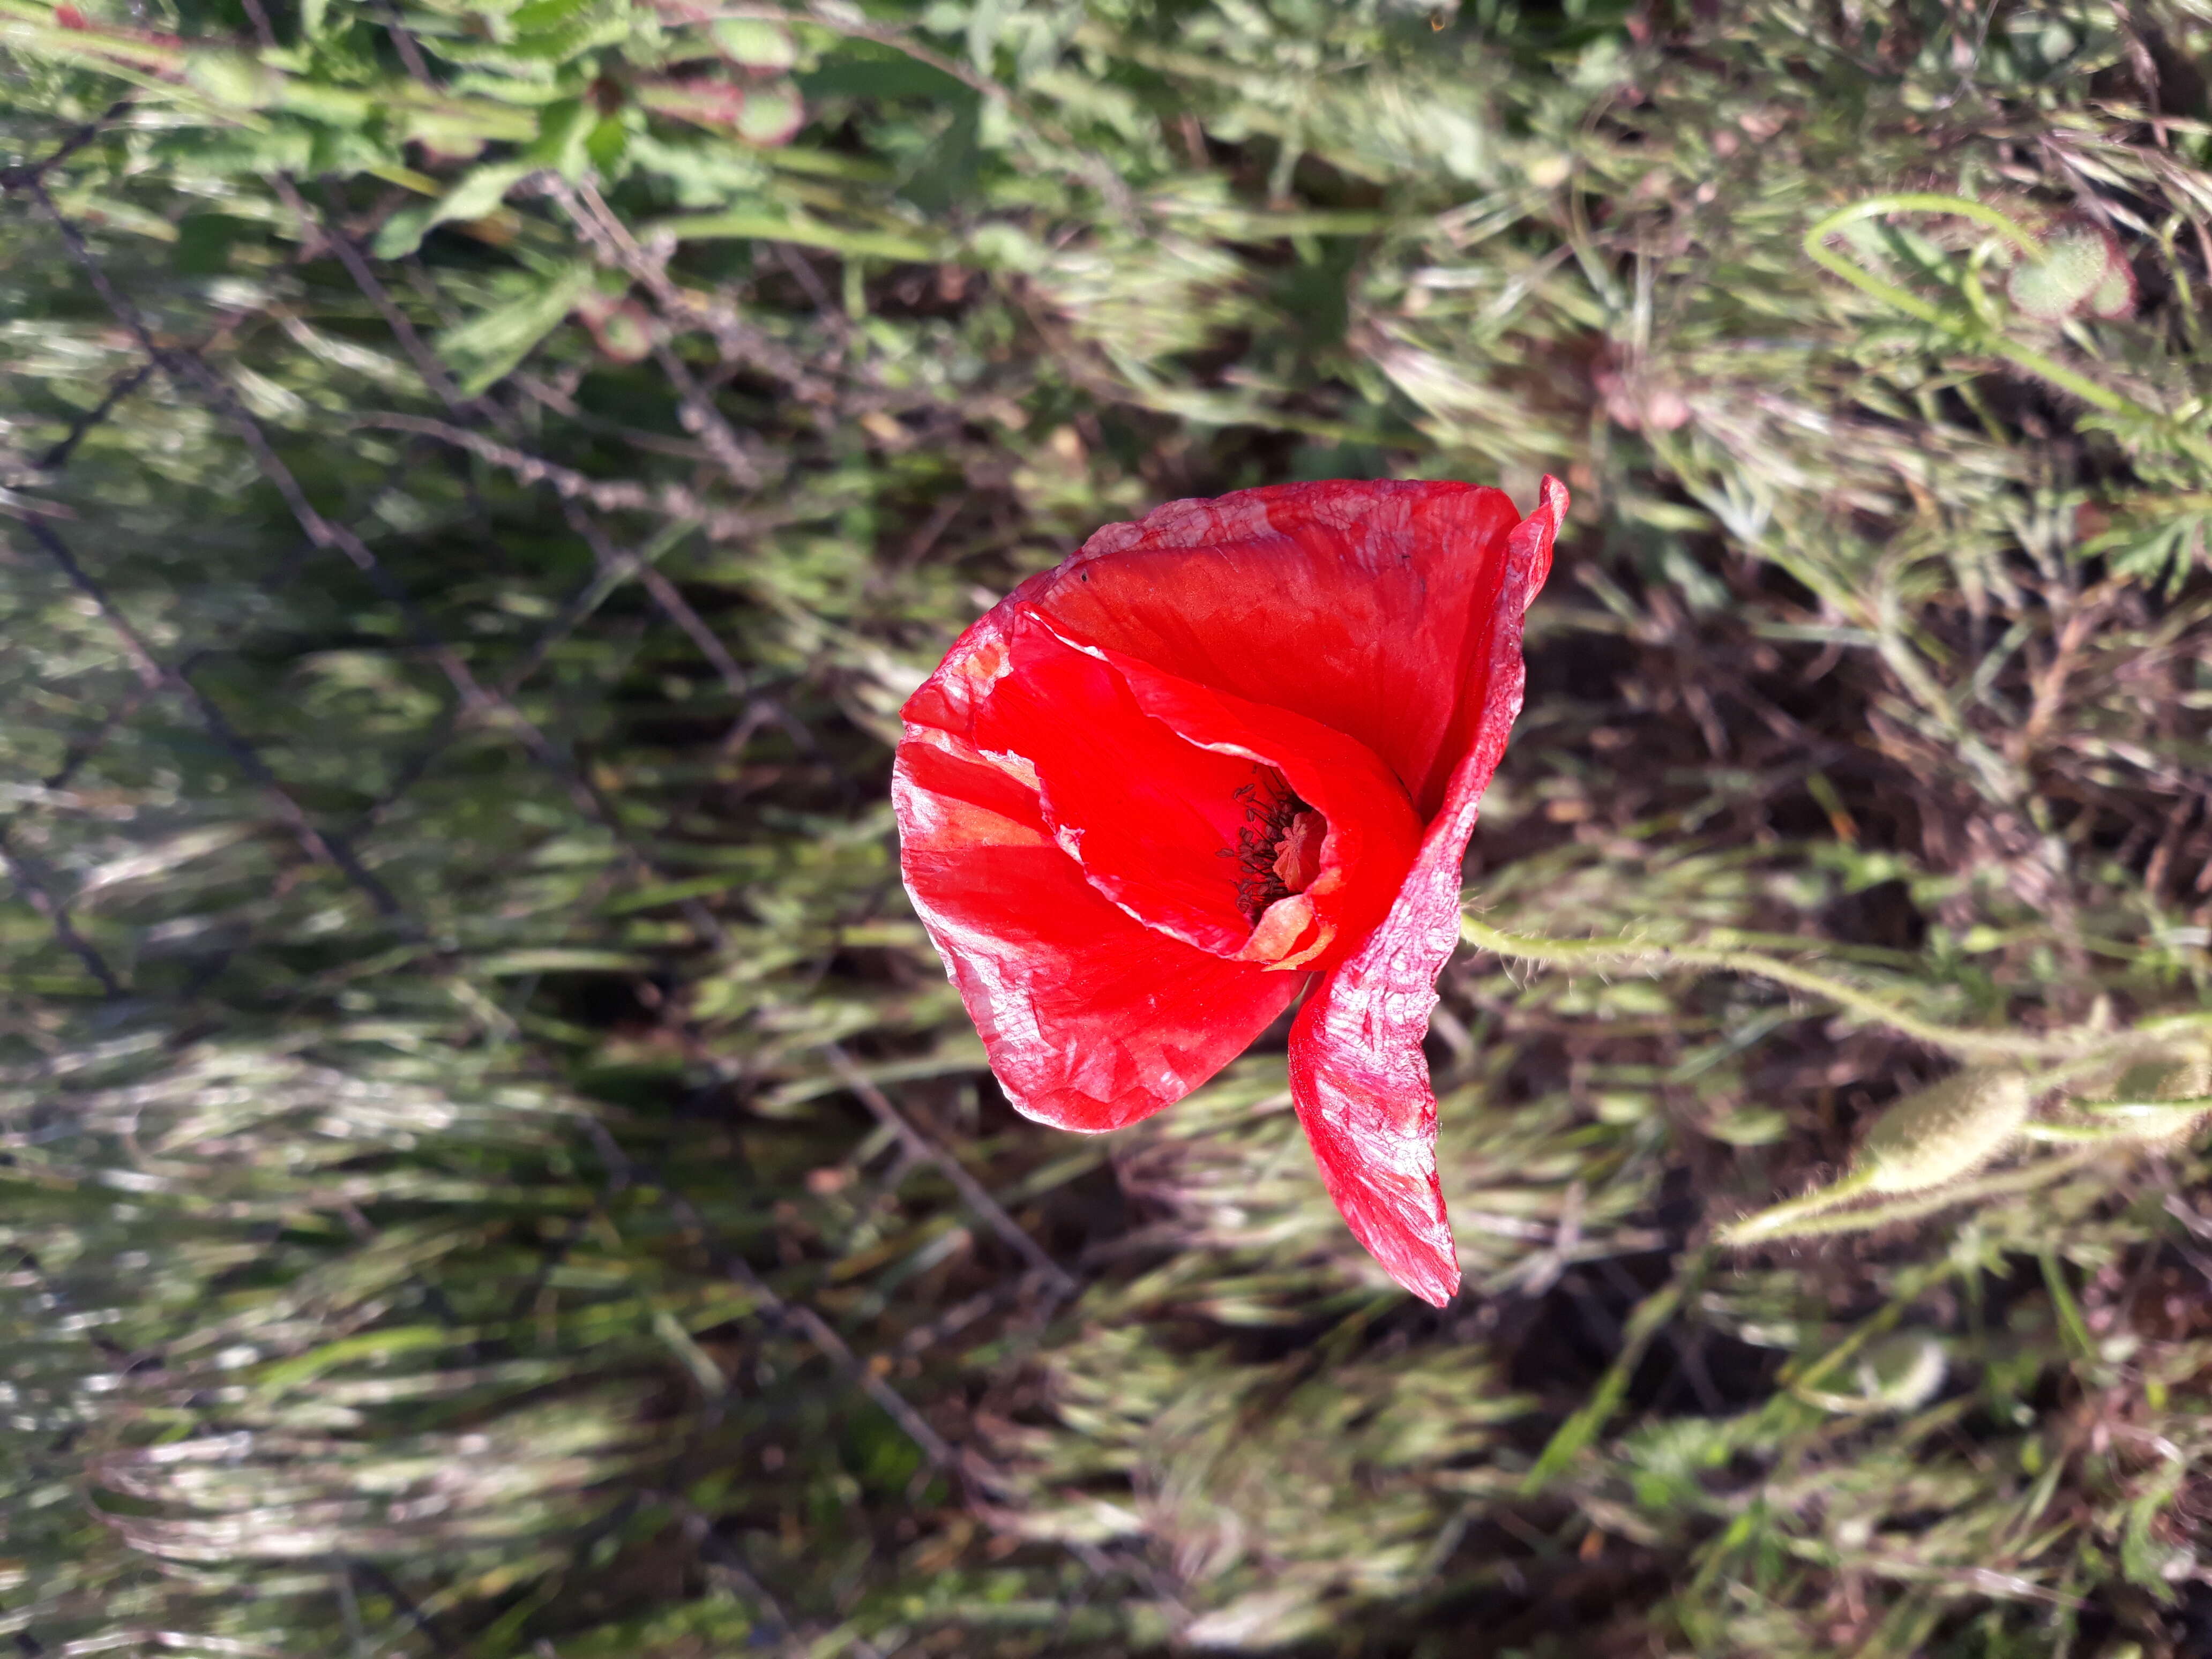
[1028,480,1527,816]
[1287,477,1567,1304]
[974,611,1291,958]
[895,643,1302,1133]
[1004,610,1424,972]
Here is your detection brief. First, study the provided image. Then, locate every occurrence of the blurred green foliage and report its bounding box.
[4,0,2212,1655]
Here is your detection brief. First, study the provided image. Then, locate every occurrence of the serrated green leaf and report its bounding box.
[523,94,594,177]
[371,160,530,258]
[434,261,593,393]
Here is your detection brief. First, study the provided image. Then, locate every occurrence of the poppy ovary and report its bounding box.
[1271,809,1326,895]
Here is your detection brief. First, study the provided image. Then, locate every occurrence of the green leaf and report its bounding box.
[434,263,594,394]
[2083,506,2212,596]
[647,210,938,261]
[798,35,974,103]
[507,0,632,63]
[181,48,278,110]
[50,190,179,243]
[371,161,531,258]
[524,95,595,177]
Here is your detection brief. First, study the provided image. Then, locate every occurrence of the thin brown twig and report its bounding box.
[372,0,438,86]
[351,411,774,543]
[0,99,135,192]
[535,171,828,397]
[25,180,738,948]
[542,177,774,489]
[0,829,122,996]
[823,1043,1079,1297]
[236,0,278,49]
[24,515,407,920]
[279,176,767,698]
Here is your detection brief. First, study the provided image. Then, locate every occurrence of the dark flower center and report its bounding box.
[1222,772,1327,921]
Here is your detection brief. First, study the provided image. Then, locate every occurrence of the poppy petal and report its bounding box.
[977,610,1292,958]
[1005,611,1425,973]
[1286,477,1567,1304]
[1030,480,1528,814]
[896,633,1303,1133]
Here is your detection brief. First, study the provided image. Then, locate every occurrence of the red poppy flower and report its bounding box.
[894,476,1567,1304]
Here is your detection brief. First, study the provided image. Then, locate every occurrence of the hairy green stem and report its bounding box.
[1459,912,2107,1062]
[1716,1171,1875,1244]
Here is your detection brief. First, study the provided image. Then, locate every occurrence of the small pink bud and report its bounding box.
[634,74,803,146]
[573,293,654,364]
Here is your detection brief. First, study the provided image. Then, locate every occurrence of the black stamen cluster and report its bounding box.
[1220,773,1312,921]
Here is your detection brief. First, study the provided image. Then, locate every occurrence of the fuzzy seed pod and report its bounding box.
[2096,1053,2212,1148]
[1856,1069,2030,1195]
[2008,219,2135,322]
[2112,1053,2211,1100]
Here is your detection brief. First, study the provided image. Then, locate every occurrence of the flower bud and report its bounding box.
[634,74,804,146]
[1856,1068,2030,1195]
[2008,219,2135,323]
[2093,1053,2212,1147]
[573,292,654,364]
